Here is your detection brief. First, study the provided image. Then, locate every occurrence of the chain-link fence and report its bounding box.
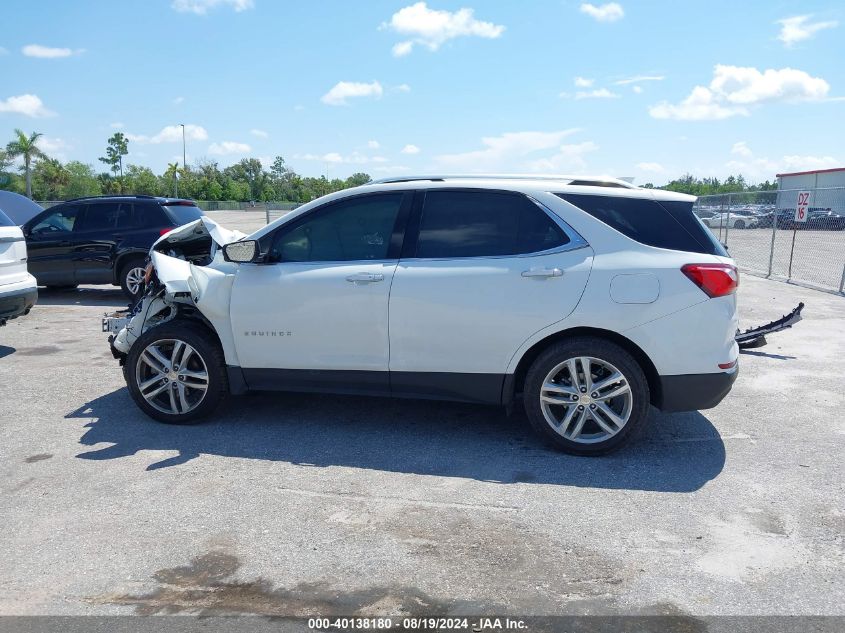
[693,187,845,293]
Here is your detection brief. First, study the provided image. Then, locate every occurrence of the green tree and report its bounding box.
[32,158,70,200]
[63,162,102,198]
[5,129,46,198]
[124,164,159,195]
[164,162,180,197]
[99,132,129,192]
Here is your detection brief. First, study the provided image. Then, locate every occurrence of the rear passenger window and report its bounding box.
[556,193,725,256]
[114,203,137,229]
[415,191,568,258]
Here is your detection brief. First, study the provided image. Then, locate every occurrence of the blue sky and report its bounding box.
[1,0,843,184]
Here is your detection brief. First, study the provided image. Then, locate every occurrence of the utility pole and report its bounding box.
[180,123,186,170]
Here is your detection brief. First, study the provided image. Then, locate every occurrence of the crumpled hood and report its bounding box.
[151,215,245,251]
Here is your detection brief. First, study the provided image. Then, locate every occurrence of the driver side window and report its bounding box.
[31,205,81,234]
[268,194,404,263]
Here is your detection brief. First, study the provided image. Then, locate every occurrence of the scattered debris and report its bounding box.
[736,302,804,349]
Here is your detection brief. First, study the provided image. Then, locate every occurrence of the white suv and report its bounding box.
[108,176,739,455]
[0,208,37,327]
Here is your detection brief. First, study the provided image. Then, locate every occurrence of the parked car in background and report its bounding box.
[0,190,45,226]
[107,175,740,455]
[22,195,204,300]
[0,207,37,326]
[757,208,845,230]
[702,211,759,229]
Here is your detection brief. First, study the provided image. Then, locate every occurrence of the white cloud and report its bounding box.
[400,144,420,155]
[575,88,620,100]
[0,47,8,55]
[580,3,624,22]
[21,44,83,58]
[636,162,665,173]
[649,65,829,120]
[109,122,124,129]
[295,152,388,165]
[777,15,837,47]
[373,165,412,173]
[731,141,752,157]
[524,142,600,173]
[173,96,185,105]
[383,2,505,56]
[171,0,254,14]
[436,129,583,171]
[250,128,269,138]
[632,86,643,94]
[321,81,383,106]
[0,94,55,118]
[126,124,208,144]
[394,83,412,93]
[367,140,380,149]
[208,141,251,155]
[614,75,665,85]
[35,136,70,155]
[574,77,594,88]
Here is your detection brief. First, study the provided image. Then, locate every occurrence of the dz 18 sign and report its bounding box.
[794,191,811,223]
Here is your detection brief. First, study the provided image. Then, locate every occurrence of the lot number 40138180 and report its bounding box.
[795,191,811,222]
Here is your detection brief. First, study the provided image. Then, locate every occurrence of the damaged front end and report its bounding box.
[105,216,245,364]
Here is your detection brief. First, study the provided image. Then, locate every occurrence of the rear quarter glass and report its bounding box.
[162,204,203,226]
[556,193,727,256]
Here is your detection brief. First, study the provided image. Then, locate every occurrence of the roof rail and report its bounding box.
[368,174,637,188]
[62,194,159,203]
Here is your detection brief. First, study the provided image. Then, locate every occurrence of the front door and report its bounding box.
[24,204,82,285]
[230,191,411,394]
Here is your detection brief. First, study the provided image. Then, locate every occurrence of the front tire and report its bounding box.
[522,337,650,455]
[125,321,228,424]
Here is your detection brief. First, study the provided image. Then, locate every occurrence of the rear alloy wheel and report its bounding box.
[734,220,745,229]
[120,259,147,300]
[523,337,650,455]
[125,322,227,424]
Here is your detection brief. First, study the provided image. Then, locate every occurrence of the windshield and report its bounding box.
[162,204,204,226]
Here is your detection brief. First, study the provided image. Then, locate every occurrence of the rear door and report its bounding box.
[388,189,593,403]
[23,204,81,285]
[0,209,29,288]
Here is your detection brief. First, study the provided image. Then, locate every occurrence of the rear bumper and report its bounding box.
[658,367,738,412]
[0,277,38,323]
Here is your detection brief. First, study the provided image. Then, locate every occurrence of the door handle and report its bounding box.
[521,267,563,278]
[346,272,385,283]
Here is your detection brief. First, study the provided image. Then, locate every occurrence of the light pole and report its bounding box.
[180,123,186,170]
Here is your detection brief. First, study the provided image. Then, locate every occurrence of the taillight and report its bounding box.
[681,263,738,298]
[159,228,173,237]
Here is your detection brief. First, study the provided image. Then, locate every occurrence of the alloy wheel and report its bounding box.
[539,356,633,444]
[125,266,146,296]
[135,339,209,415]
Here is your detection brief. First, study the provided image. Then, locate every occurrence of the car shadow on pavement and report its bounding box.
[36,286,131,308]
[67,388,725,492]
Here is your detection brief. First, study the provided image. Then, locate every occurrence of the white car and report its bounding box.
[703,212,758,229]
[0,207,37,326]
[107,175,739,455]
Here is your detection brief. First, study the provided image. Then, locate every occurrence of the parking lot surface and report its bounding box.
[0,212,843,616]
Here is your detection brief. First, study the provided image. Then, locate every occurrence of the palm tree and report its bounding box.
[165,162,179,197]
[6,129,45,199]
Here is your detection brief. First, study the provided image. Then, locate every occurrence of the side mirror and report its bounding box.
[223,239,260,263]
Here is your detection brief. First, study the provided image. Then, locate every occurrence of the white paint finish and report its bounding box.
[388,249,593,373]
[610,273,660,304]
[230,261,397,370]
[0,226,32,288]
[625,294,739,376]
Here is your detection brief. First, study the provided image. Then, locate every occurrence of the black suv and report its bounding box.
[22,196,204,299]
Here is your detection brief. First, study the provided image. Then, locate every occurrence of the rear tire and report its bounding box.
[125,321,228,424]
[522,337,650,455]
[119,258,147,300]
[735,220,746,229]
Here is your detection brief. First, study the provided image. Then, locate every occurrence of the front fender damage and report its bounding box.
[110,216,242,367]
